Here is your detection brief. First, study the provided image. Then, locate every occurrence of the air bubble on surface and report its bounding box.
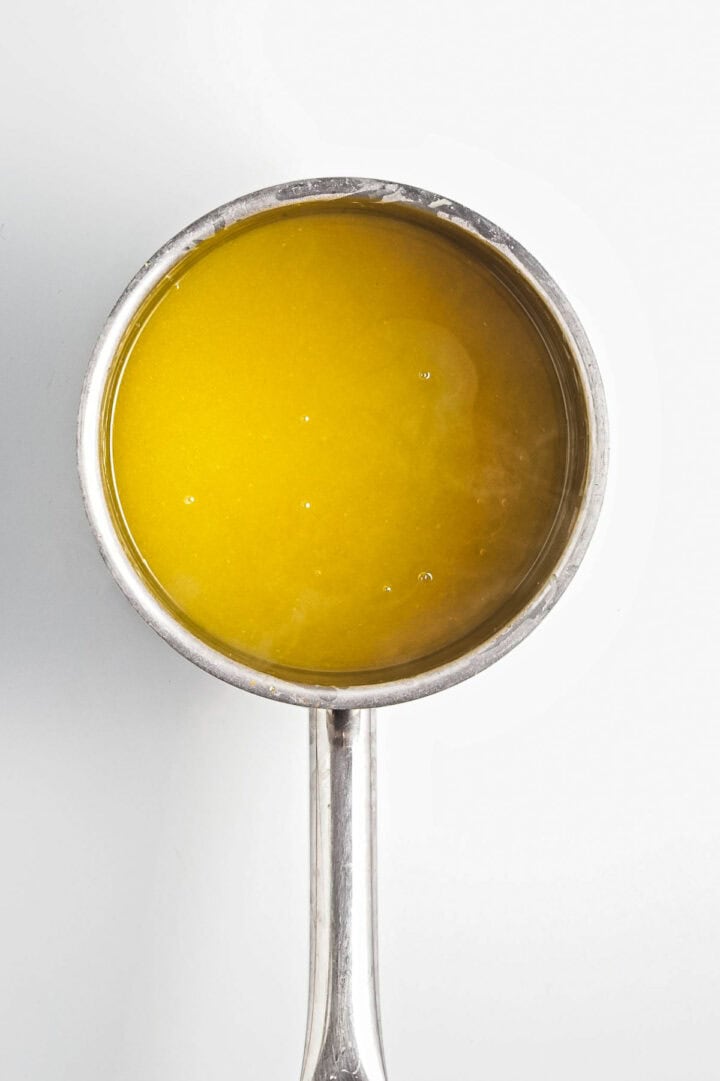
[184,496,195,505]
[418,571,433,583]
[418,370,431,380]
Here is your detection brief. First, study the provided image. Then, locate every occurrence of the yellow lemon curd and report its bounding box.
[105,204,571,680]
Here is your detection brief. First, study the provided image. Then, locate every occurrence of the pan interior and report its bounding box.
[101,199,590,687]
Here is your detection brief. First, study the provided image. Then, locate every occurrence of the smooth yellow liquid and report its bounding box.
[107,206,570,678]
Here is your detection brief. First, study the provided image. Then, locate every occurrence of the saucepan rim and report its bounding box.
[77,176,608,709]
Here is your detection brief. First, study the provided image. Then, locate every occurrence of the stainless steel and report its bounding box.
[77,177,609,1081]
[77,175,608,712]
[302,709,386,1081]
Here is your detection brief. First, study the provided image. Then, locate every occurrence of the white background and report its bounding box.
[1,1,718,1078]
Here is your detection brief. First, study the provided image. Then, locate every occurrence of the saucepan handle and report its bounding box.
[300,708,388,1081]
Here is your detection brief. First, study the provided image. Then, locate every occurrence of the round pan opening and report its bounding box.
[78,179,607,709]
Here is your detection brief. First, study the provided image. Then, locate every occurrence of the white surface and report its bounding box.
[1,2,718,1078]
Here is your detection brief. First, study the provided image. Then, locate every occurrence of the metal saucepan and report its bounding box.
[78,177,608,1081]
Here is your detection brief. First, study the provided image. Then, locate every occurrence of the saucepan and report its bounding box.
[78,177,608,1081]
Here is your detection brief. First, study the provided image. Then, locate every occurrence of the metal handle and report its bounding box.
[300,709,388,1081]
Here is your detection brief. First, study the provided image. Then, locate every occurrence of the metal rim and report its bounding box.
[77,177,608,709]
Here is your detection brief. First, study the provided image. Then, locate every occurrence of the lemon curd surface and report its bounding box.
[106,205,574,680]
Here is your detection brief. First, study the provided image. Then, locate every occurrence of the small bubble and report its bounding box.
[418,370,431,380]
[500,497,508,507]
[184,495,195,505]
[314,569,323,577]
[302,501,312,509]
[382,585,392,593]
[174,281,181,290]
[301,415,310,423]
[418,571,433,583]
